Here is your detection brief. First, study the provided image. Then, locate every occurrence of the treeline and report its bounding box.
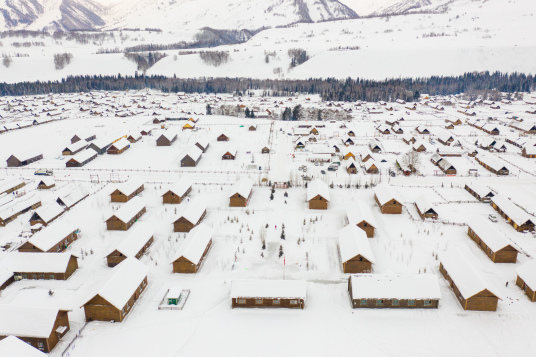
[124,52,167,72]
[0,72,534,100]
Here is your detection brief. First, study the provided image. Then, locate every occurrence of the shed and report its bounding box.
[171,223,213,273]
[307,179,330,210]
[374,183,404,214]
[231,280,306,309]
[105,197,147,231]
[173,199,207,232]
[338,225,374,274]
[222,147,237,160]
[229,177,253,207]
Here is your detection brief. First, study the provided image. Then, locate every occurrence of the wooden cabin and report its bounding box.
[110,180,144,203]
[87,138,113,155]
[140,128,152,136]
[106,224,154,267]
[127,133,141,143]
[105,197,147,231]
[181,146,203,167]
[222,148,237,160]
[18,222,78,253]
[338,225,374,274]
[173,200,207,232]
[364,160,379,174]
[71,132,96,144]
[56,184,89,210]
[62,141,87,155]
[467,217,518,263]
[0,306,70,353]
[249,125,257,131]
[346,202,377,238]
[521,146,536,158]
[440,249,500,311]
[307,179,330,210]
[66,150,97,167]
[0,195,42,227]
[231,280,306,309]
[29,202,64,227]
[374,183,404,214]
[464,182,494,202]
[7,253,78,280]
[6,151,43,167]
[0,178,26,194]
[516,259,536,302]
[229,177,253,207]
[348,274,441,309]
[107,138,130,155]
[82,258,148,322]
[475,154,509,175]
[261,146,270,154]
[162,178,192,204]
[195,138,210,153]
[217,134,229,142]
[346,159,358,174]
[156,131,177,146]
[171,224,213,273]
[491,194,535,232]
[414,196,438,220]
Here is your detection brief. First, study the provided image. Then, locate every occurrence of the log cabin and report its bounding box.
[439,249,501,311]
[261,146,270,154]
[364,160,379,174]
[18,221,78,253]
[368,139,382,153]
[307,179,330,210]
[6,151,43,167]
[87,138,113,155]
[127,133,142,143]
[231,280,306,309]
[438,158,456,175]
[348,274,441,309]
[516,259,536,302]
[345,159,358,174]
[180,146,203,167]
[374,183,404,214]
[29,202,64,227]
[0,306,70,353]
[414,195,438,220]
[105,197,147,231]
[162,178,192,204]
[110,180,144,203]
[65,149,98,167]
[467,217,518,263]
[71,132,96,144]
[490,194,535,232]
[346,202,377,238]
[229,177,253,207]
[338,225,374,274]
[82,258,148,322]
[4,252,78,280]
[464,182,494,202]
[412,141,427,152]
[106,223,154,267]
[171,223,213,273]
[249,124,257,131]
[173,200,207,232]
[521,145,536,158]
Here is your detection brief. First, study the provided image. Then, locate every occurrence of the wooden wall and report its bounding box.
[516,275,536,302]
[173,211,206,232]
[308,195,328,210]
[232,297,304,309]
[230,192,250,207]
[172,239,211,273]
[375,196,402,214]
[163,187,191,204]
[342,255,372,274]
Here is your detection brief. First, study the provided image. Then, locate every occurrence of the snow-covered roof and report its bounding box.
[374,183,403,206]
[307,179,330,202]
[110,138,130,151]
[195,137,209,149]
[31,202,64,224]
[0,306,62,339]
[490,194,533,227]
[110,196,146,223]
[231,280,307,299]
[516,259,536,290]
[159,130,177,141]
[364,159,377,170]
[438,158,455,171]
[0,178,25,194]
[84,258,148,310]
[412,140,427,150]
[27,220,78,252]
[468,216,515,252]
[437,146,463,156]
[523,145,536,155]
[465,182,494,199]
[0,252,75,274]
[415,195,436,215]
[440,248,501,300]
[229,177,253,199]
[0,336,47,356]
[110,223,154,258]
[346,201,377,228]
[0,267,13,287]
[164,178,193,197]
[0,195,41,221]
[435,128,454,143]
[170,223,213,265]
[8,149,42,163]
[56,184,89,208]
[182,145,203,162]
[36,177,55,187]
[349,274,441,300]
[175,199,207,225]
[63,140,88,153]
[128,132,142,140]
[338,225,374,264]
[88,137,113,150]
[113,179,144,197]
[476,153,508,172]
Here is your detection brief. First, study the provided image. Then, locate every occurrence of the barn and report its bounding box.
[338,225,374,274]
[229,177,253,207]
[0,306,70,353]
[346,202,377,238]
[6,151,43,167]
[110,180,144,202]
[62,140,88,155]
[173,200,207,232]
[467,216,518,263]
[180,146,203,167]
[107,138,130,155]
[82,258,148,322]
[162,178,192,204]
[65,149,98,168]
[171,223,213,273]
[105,197,147,231]
[464,182,495,202]
[439,249,501,311]
[231,280,306,309]
[156,131,177,146]
[414,195,438,220]
[516,259,536,302]
[374,183,404,214]
[18,221,78,253]
[348,274,441,309]
[29,202,64,227]
[490,194,535,232]
[5,252,78,280]
[307,179,330,210]
[106,223,154,267]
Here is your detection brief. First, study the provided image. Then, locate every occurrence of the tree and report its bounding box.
[317,109,322,121]
[282,107,292,121]
[281,229,285,240]
[2,56,12,68]
[292,105,302,121]
[206,104,212,115]
[245,107,251,118]
[401,150,422,173]
[279,244,284,258]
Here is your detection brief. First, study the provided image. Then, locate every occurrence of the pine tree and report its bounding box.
[279,245,284,258]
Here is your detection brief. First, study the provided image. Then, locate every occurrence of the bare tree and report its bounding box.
[2,56,12,68]
[401,150,422,173]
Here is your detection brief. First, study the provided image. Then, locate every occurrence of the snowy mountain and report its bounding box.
[0,0,359,31]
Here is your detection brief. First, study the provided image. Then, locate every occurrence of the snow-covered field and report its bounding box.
[1,90,536,356]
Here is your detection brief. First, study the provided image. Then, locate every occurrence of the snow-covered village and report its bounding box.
[1,0,536,356]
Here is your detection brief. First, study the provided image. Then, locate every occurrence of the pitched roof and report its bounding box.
[307,179,330,202]
[108,196,146,223]
[170,223,213,265]
[0,336,47,356]
[26,220,78,252]
[338,225,375,264]
[164,177,193,197]
[491,194,533,227]
[182,145,203,162]
[468,216,516,252]
[374,183,403,206]
[229,177,253,199]
[56,184,89,208]
[0,306,62,339]
[0,252,75,274]
[113,179,144,197]
[476,153,509,172]
[8,149,42,163]
[231,280,307,299]
[346,201,377,228]
[31,202,64,224]
[516,259,536,290]
[349,274,441,300]
[465,182,494,199]
[63,140,88,153]
[415,195,437,215]
[174,199,207,225]
[109,223,154,258]
[109,138,130,151]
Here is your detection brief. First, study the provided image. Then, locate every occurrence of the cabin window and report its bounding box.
[424,300,432,306]
[273,299,280,305]
[376,300,384,306]
[32,274,37,279]
[392,299,400,306]
[360,299,367,306]
[408,300,416,306]
[290,300,298,305]
[255,299,263,305]
[49,275,55,280]
[22,274,27,279]
[393,201,397,204]
[38,342,44,350]
[39,274,45,280]
[238,299,246,304]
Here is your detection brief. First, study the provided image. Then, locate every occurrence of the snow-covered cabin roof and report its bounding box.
[415,195,437,215]
[438,158,455,171]
[481,123,500,133]
[374,183,403,206]
[68,149,98,164]
[113,179,144,198]
[476,153,508,172]
[26,220,78,252]
[440,249,501,300]
[0,306,63,339]
[437,146,463,156]
[159,130,177,141]
[164,178,192,198]
[307,179,330,202]
[516,259,536,290]
[110,138,130,151]
[435,128,454,143]
[182,145,203,162]
[8,149,42,163]
[490,194,533,227]
[56,184,89,208]
[349,274,441,300]
[110,196,146,223]
[477,136,496,148]
[170,223,213,265]
[412,140,428,151]
[364,159,377,170]
[31,202,64,224]
[175,199,207,225]
[523,145,536,155]
[88,137,113,150]
[229,177,253,199]
[110,223,154,258]
[63,140,88,153]
[338,225,375,264]
[0,178,25,194]
[346,201,377,228]
[0,195,41,221]
[465,182,494,199]
[0,335,47,356]
[0,252,75,274]
[0,267,13,288]
[83,258,148,310]
[196,137,209,149]
[468,216,516,253]
[127,132,142,141]
[231,280,307,300]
